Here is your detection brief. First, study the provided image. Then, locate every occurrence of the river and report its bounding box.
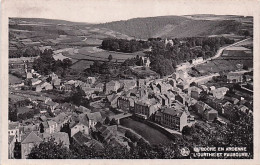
[120,118,172,145]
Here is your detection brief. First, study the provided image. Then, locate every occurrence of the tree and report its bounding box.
[103,117,110,125]
[109,118,118,125]
[182,126,192,136]
[108,54,113,62]
[9,104,17,121]
[68,86,89,107]
[243,30,250,37]
[28,138,73,159]
[62,58,72,69]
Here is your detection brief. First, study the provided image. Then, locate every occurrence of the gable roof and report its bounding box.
[21,131,43,144]
[41,132,70,146]
[53,112,68,124]
[161,107,183,117]
[86,112,102,122]
[72,131,91,145]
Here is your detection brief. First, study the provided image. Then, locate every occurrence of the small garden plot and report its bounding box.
[70,60,94,70]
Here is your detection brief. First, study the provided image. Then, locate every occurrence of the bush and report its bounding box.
[125,130,140,142]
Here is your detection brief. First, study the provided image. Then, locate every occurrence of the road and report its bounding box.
[176,37,252,71]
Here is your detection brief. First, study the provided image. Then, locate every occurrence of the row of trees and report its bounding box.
[9,46,41,58]
[33,49,72,76]
[101,38,149,53]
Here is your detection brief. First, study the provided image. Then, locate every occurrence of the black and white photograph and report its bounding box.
[1,0,259,164]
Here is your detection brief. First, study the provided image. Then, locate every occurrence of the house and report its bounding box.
[119,79,137,90]
[237,105,249,113]
[244,75,253,82]
[141,57,151,67]
[31,78,42,86]
[35,82,53,92]
[40,132,70,148]
[39,115,47,122]
[95,83,104,91]
[211,87,229,99]
[8,135,16,158]
[134,99,160,119]
[95,124,118,143]
[224,96,239,104]
[105,80,120,94]
[200,85,209,93]
[81,87,95,98]
[52,78,61,86]
[19,124,39,135]
[39,120,58,134]
[154,111,163,124]
[62,83,73,92]
[53,112,71,131]
[109,136,130,150]
[160,105,189,131]
[86,112,102,128]
[188,86,202,100]
[70,122,90,137]
[49,72,59,81]
[203,108,218,122]
[167,78,177,87]
[77,106,91,113]
[72,132,104,151]
[26,72,33,79]
[45,100,59,112]
[191,57,203,65]
[154,94,169,106]
[227,72,243,83]
[8,122,21,158]
[164,92,176,106]
[69,113,90,137]
[21,131,43,159]
[194,101,218,122]
[117,97,131,112]
[107,93,120,108]
[8,122,20,141]
[86,77,96,84]
[203,96,224,114]
[72,131,91,145]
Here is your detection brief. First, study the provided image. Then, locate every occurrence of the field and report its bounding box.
[66,48,146,71]
[70,60,94,71]
[194,59,253,75]
[9,74,23,84]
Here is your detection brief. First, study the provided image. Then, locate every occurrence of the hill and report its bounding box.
[93,15,252,39]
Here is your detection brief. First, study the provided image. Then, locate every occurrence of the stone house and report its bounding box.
[21,131,43,159]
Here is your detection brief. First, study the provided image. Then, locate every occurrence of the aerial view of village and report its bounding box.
[8,15,253,159]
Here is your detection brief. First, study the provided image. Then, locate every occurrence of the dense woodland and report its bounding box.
[32,49,72,76]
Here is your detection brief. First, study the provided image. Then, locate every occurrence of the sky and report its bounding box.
[2,0,256,23]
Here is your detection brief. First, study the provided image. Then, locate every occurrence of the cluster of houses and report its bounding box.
[8,95,109,159]
[103,69,253,133]
[9,55,253,159]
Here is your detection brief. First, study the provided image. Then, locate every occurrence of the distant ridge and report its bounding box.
[93,15,252,39]
[9,17,91,26]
